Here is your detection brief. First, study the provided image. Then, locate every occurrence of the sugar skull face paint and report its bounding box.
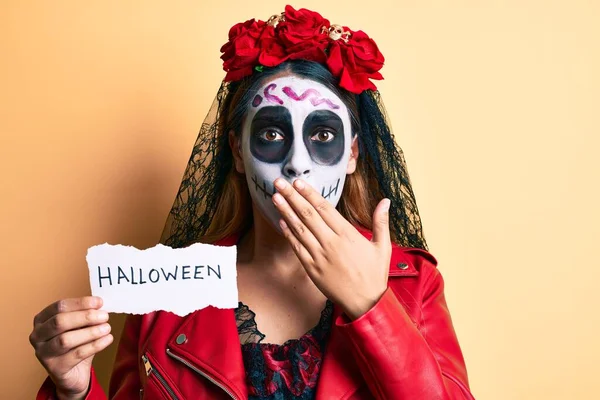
[240,76,353,231]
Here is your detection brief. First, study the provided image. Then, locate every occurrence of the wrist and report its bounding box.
[342,287,387,320]
[55,386,89,400]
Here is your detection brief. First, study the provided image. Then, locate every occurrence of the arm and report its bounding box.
[336,267,474,400]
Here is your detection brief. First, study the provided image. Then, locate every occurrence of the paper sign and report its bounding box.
[86,242,238,316]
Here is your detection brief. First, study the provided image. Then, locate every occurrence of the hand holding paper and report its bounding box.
[29,296,112,400]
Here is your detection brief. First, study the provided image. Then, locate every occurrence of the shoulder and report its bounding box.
[389,245,441,296]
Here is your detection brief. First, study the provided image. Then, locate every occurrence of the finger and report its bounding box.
[292,178,348,234]
[273,178,334,243]
[371,198,392,248]
[272,191,322,257]
[51,334,114,376]
[32,309,109,343]
[38,323,112,358]
[278,219,315,269]
[34,297,103,327]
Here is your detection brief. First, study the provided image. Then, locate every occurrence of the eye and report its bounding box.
[310,129,335,143]
[259,129,284,142]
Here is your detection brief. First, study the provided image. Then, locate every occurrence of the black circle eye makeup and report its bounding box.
[303,110,345,165]
[250,107,293,164]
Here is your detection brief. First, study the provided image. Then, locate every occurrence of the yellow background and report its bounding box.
[1,1,599,399]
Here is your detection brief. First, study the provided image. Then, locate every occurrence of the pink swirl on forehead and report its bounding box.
[263,83,283,105]
[281,86,340,110]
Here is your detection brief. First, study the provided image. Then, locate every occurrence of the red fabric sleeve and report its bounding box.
[335,269,475,400]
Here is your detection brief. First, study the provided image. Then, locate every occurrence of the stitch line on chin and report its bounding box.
[250,174,341,201]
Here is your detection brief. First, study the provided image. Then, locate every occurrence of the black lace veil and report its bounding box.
[159,81,233,248]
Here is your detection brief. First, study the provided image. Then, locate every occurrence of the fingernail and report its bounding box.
[101,334,114,345]
[274,179,287,190]
[99,324,111,334]
[383,199,391,212]
[293,180,305,191]
[90,296,103,308]
[279,219,288,230]
[272,193,284,205]
[96,311,109,321]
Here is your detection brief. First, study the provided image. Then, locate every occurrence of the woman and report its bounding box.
[31,6,474,399]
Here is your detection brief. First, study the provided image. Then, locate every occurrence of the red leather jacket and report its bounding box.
[37,229,474,399]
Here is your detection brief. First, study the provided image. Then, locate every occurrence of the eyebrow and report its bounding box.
[303,110,343,128]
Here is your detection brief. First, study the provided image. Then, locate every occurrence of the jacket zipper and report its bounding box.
[141,354,180,400]
[166,347,237,400]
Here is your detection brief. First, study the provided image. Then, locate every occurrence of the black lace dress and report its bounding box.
[233,300,334,399]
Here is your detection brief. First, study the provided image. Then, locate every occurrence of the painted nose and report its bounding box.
[283,148,312,178]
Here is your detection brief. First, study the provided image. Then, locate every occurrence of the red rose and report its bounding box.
[285,41,328,64]
[326,40,344,77]
[220,19,272,81]
[345,30,385,73]
[258,26,288,67]
[326,30,384,93]
[277,5,329,47]
[220,19,259,65]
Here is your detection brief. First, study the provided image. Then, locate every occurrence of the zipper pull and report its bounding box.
[141,354,153,376]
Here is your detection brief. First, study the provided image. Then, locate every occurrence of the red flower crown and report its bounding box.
[220,5,385,94]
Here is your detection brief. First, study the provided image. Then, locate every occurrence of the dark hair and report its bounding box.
[161,60,427,250]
